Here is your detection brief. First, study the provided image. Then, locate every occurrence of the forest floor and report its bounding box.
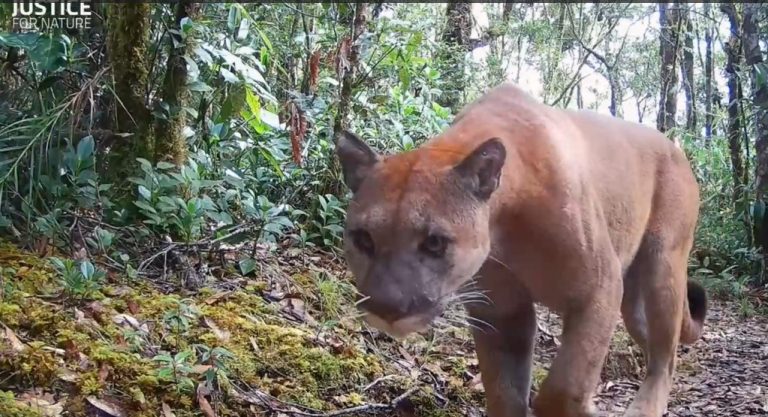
[1,239,767,417]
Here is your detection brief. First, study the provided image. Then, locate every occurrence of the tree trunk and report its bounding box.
[704,3,714,144]
[680,4,697,132]
[576,79,584,110]
[105,4,152,185]
[154,1,200,166]
[333,3,367,134]
[721,3,747,203]
[657,2,681,133]
[744,3,768,257]
[438,1,472,112]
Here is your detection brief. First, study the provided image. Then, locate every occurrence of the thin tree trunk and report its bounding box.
[680,4,697,132]
[333,3,367,134]
[576,79,584,110]
[721,3,747,203]
[438,1,472,112]
[657,2,681,133]
[704,2,714,144]
[155,1,200,166]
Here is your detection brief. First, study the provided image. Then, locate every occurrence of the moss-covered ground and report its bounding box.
[0,241,484,416]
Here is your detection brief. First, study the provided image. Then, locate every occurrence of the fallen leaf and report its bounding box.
[279,298,317,325]
[98,363,111,384]
[2,324,26,352]
[57,367,79,382]
[468,372,484,392]
[249,337,261,354]
[197,383,217,417]
[86,396,128,417]
[112,313,148,333]
[204,291,232,305]
[127,299,140,315]
[17,391,65,417]
[203,317,231,342]
[162,402,176,417]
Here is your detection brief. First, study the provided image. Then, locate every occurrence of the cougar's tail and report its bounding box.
[680,280,707,344]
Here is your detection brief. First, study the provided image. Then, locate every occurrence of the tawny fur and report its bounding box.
[338,84,706,417]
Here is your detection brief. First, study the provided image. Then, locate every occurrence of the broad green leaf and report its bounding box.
[239,258,257,275]
[76,136,95,161]
[245,87,261,118]
[220,68,239,83]
[80,261,95,279]
[187,80,213,92]
[260,110,281,130]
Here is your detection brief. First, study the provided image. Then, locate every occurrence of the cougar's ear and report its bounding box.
[453,138,506,200]
[336,131,379,193]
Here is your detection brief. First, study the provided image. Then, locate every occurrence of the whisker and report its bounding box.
[466,316,498,333]
[487,255,514,274]
[354,295,371,306]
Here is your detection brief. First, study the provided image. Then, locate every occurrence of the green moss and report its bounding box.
[0,241,408,415]
[0,391,44,417]
[1,342,61,387]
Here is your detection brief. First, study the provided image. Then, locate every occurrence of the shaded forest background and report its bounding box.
[1,2,768,416]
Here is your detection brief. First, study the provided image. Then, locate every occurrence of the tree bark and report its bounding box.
[438,1,472,112]
[105,4,152,185]
[721,3,747,203]
[155,1,200,166]
[680,4,697,132]
[657,2,681,133]
[744,3,768,256]
[704,2,714,144]
[333,3,367,134]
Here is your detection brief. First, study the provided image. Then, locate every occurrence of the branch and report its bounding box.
[235,385,423,417]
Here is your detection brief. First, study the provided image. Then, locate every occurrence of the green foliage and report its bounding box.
[153,350,196,394]
[48,257,105,300]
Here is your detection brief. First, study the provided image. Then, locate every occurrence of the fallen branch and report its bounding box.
[235,385,422,417]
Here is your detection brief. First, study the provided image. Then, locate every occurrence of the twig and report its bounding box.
[237,385,422,417]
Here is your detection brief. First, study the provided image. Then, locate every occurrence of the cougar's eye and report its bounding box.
[351,229,374,255]
[420,234,449,257]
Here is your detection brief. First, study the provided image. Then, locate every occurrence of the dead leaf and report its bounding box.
[308,50,321,92]
[127,299,140,315]
[98,363,111,384]
[191,364,212,374]
[86,396,128,417]
[468,372,484,392]
[112,313,148,333]
[162,402,176,417]
[197,384,217,417]
[335,36,352,76]
[279,298,317,325]
[57,367,79,382]
[287,101,307,165]
[249,336,261,354]
[203,291,232,305]
[17,391,65,417]
[3,324,26,352]
[203,317,231,342]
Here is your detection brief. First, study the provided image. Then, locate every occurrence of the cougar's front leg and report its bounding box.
[467,264,536,417]
[533,258,623,417]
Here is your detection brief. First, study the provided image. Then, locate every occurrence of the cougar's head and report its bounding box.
[336,131,506,338]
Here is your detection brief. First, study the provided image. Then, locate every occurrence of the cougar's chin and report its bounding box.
[363,308,442,339]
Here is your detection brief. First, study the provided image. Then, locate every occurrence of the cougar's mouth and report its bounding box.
[357,297,446,339]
